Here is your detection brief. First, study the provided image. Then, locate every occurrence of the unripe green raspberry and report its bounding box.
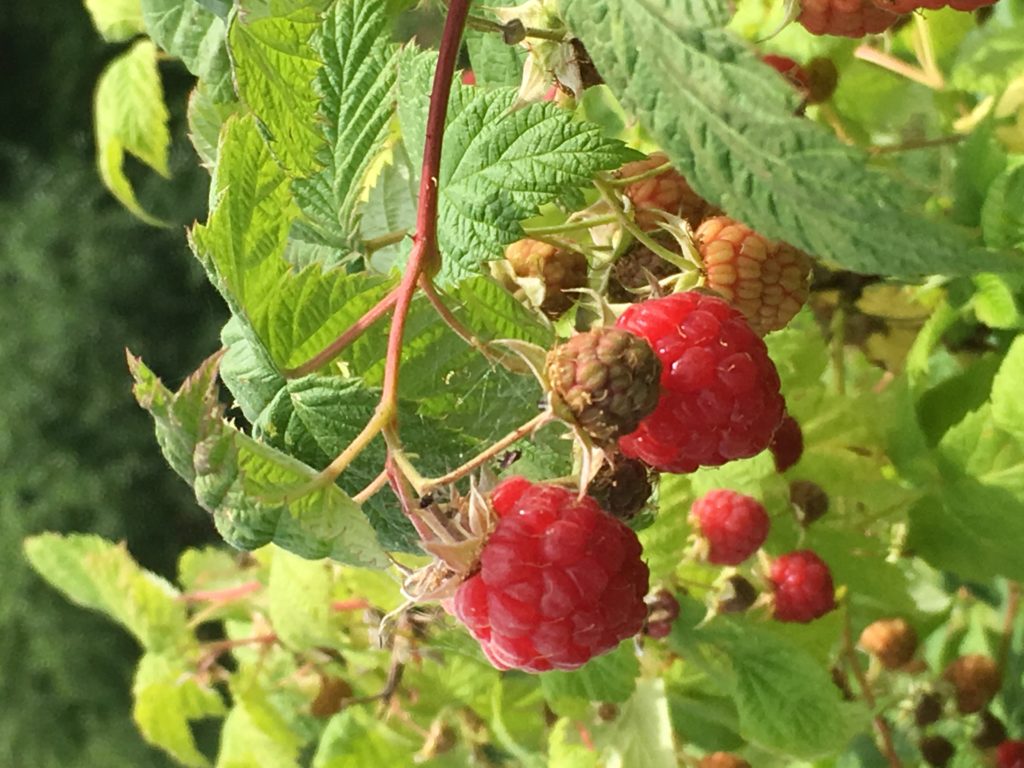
[505,238,588,318]
[697,216,812,335]
[547,327,662,443]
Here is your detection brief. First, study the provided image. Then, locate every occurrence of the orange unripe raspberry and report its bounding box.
[943,655,1001,714]
[696,216,812,335]
[798,0,902,37]
[505,238,588,318]
[858,618,918,669]
[620,153,712,230]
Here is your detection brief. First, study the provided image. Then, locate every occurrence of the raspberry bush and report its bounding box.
[22,0,1024,766]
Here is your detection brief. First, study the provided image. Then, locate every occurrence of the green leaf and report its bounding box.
[191,115,398,372]
[398,50,638,285]
[84,0,146,41]
[94,40,171,226]
[982,161,1024,250]
[129,352,390,567]
[560,0,1023,277]
[188,81,244,172]
[23,533,191,654]
[672,622,862,758]
[142,0,234,100]
[592,679,676,768]
[227,6,324,176]
[216,704,302,768]
[541,641,639,717]
[359,141,418,273]
[993,336,1024,438]
[972,273,1021,329]
[133,653,226,768]
[548,719,600,768]
[312,708,415,767]
[952,26,1024,94]
[465,28,526,87]
[293,0,403,256]
[268,547,335,649]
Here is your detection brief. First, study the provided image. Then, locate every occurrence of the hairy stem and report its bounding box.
[869,135,964,155]
[353,469,390,504]
[466,14,567,43]
[600,161,673,187]
[842,605,902,768]
[421,411,554,492]
[999,581,1021,673]
[363,229,409,254]
[523,213,620,236]
[180,581,262,603]
[419,275,511,368]
[911,15,944,90]
[284,287,399,378]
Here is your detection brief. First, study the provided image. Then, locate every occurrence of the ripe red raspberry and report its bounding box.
[870,0,942,13]
[946,0,998,9]
[505,238,588,318]
[769,550,836,622]
[798,0,902,37]
[696,217,812,335]
[452,478,649,672]
[769,413,804,472]
[547,327,662,444]
[858,618,918,669]
[690,489,770,565]
[999,741,1024,768]
[943,654,1001,714]
[615,292,785,473]
[762,55,811,92]
[619,153,712,230]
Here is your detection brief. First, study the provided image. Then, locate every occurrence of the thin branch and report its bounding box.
[363,229,409,255]
[466,14,567,43]
[353,469,389,504]
[421,411,554,492]
[854,45,942,89]
[418,276,510,368]
[284,287,399,378]
[842,606,902,768]
[600,161,673,187]
[523,213,620,236]
[910,14,944,90]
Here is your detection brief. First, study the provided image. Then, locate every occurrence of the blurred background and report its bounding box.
[1,2,225,764]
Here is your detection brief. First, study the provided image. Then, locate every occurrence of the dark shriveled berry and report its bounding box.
[914,692,944,727]
[770,413,804,472]
[790,480,829,526]
[919,735,955,768]
[587,456,655,520]
[717,575,758,614]
[974,710,1009,749]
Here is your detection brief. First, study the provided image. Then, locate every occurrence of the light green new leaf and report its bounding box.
[312,708,416,767]
[268,548,335,649]
[84,0,145,41]
[593,679,676,768]
[134,653,226,768]
[673,623,863,758]
[293,0,403,256]
[398,50,638,285]
[952,26,1024,94]
[188,80,244,171]
[142,0,234,100]
[981,161,1024,250]
[541,641,639,718]
[992,336,1024,438]
[548,719,600,768]
[216,704,302,768]
[560,0,1023,277]
[130,352,389,567]
[972,273,1021,329]
[227,7,324,176]
[94,40,170,226]
[359,140,418,273]
[191,115,398,372]
[23,533,192,654]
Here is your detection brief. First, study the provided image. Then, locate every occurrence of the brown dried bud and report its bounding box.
[919,735,955,767]
[698,753,752,768]
[943,655,1001,714]
[858,618,918,670]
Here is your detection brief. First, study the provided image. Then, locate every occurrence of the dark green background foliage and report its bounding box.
[0,4,223,765]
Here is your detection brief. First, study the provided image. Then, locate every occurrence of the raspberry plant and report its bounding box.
[22,0,1024,765]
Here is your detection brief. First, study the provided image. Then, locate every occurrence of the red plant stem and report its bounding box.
[284,286,399,379]
[999,581,1021,673]
[201,633,277,656]
[180,580,262,603]
[331,598,373,612]
[379,0,471,414]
